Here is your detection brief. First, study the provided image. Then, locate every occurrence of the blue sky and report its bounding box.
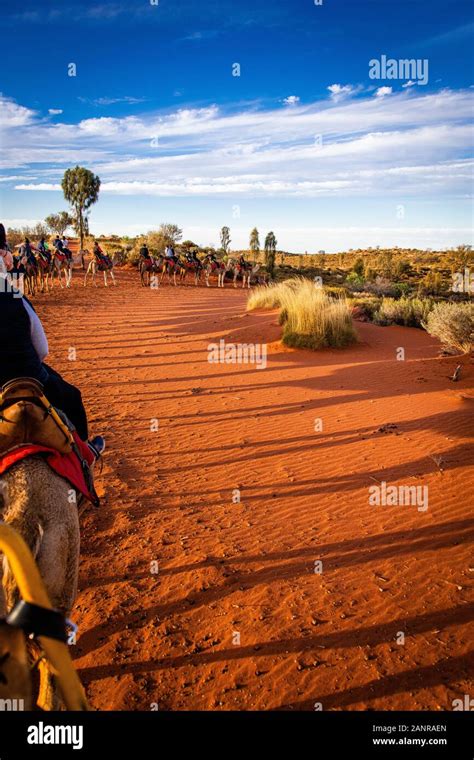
[1,0,473,251]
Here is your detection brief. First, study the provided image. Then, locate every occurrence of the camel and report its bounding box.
[0,461,80,708]
[139,255,164,287]
[179,258,202,286]
[84,255,116,287]
[52,252,73,289]
[227,260,261,288]
[34,252,54,293]
[160,256,185,287]
[203,257,227,288]
[17,256,38,296]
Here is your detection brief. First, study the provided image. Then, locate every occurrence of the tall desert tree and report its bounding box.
[61,166,100,249]
[45,211,74,237]
[220,226,231,254]
[264,231,277,276]
[159,223,183,246]
[249,227,260,259]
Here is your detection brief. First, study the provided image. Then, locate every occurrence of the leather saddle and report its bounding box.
[0,378,75,455]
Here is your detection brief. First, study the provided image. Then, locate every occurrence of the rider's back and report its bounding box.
[0,290,47,386]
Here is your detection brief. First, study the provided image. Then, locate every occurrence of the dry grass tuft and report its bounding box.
[247,278,357,350]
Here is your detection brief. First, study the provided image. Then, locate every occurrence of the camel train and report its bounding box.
[139,252,262,288]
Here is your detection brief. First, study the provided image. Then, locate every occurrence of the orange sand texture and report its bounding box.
[34,270,473,711]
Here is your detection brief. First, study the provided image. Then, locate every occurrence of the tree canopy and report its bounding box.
[61,166,100,248]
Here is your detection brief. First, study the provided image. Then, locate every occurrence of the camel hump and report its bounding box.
[0,378,74,455]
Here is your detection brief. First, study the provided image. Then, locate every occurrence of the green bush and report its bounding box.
[374,297,434,327]
[424,302,473,353]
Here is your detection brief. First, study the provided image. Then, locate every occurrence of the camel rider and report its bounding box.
[37,237,51,264]
[238,254,248,271]
[21,238,36,268]
[61,236,72,261]
[139,243,151,261]
[165,245,177,264]
[93,241,110,268]
[190,250,201,267]
[0,225,104,456]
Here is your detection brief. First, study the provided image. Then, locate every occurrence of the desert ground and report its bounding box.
[33,270,473,711]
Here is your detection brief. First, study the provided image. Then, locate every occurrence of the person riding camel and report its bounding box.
[93,241,111,269]
[238,253,249,271]
[140,243,151,260]
[53,235,66,259]
[139,242,153,270]
[61,235,72,262]
[165,244,178,264]
[0,224,104,458]
[20,238,36,268]
[37,237,51,265]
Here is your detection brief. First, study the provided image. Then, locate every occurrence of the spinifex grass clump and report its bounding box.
[247,278,356,350]
[247,279,300,310]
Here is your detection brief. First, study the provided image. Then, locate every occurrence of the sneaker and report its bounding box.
[88,435,106,459]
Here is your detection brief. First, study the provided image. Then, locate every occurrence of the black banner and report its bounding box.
[0,711,472,758]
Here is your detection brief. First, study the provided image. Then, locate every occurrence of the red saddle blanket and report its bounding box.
[0,433,98,506]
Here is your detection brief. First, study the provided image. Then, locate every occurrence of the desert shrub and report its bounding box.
[395,282,411,296]
[248,278,356,350]
[363,276,400,297]
[350,296,382,320]
[423,302,473,354]
[345,271,365,290]
[374,297,434,327]
[418,271,445,296]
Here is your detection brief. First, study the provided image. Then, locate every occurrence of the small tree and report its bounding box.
[146,230,168,254]
[159,223,183,247]
[264,231,277,276]
[45,211,74,237]
[220,226,231,254]
[61,166,100,249]
[446,244,473,273]
[249,227,260,261]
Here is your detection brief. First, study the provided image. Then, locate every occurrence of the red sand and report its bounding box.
[33,270,473,711]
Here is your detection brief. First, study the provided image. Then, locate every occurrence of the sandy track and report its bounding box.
[33,271,473,711]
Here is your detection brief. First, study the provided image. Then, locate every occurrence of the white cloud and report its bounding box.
[48,108,63,115]
[375,87,392,98]
[327,83,359,101]
[3,88,474,205]
[78,96,147,106]
[283,95,300,106]
[0,95,36,127]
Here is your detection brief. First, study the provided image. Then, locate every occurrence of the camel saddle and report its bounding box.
[0,378,74,456]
